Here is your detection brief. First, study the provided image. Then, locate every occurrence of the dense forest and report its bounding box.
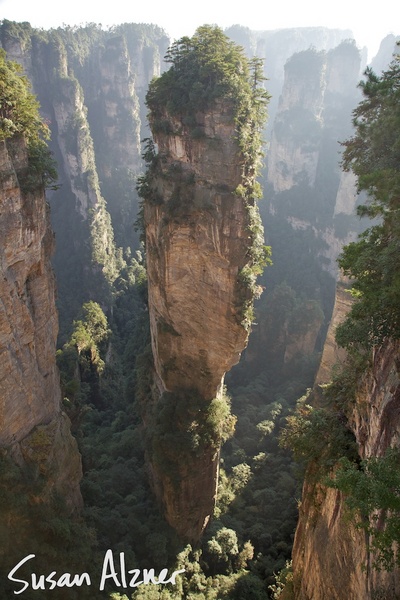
[0,17,399,600]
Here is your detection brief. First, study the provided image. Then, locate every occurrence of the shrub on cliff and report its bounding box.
[0,48,46,143]
[327,448,400,571]
[279,390,358,475]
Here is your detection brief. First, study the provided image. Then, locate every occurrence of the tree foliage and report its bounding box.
[145,25,269,202]
[0,48,58,190]
[327,448,400,571]
[337,48,400,351]
[147,25,262,119]
[0,48,47,143]
[279,392,357,475]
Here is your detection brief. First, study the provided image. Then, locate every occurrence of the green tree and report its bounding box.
[57,301,111,417]
[0,48,46,142]
[147,26,252,117]
[145,25,269,191]
[336,48,400,351]
[279,392,357,474]
[0,48,58,189]
[206,528,240,574]
[328,448,400,570]
[69,301,110,372]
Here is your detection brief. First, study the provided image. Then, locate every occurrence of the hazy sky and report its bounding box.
[0,0,398,61]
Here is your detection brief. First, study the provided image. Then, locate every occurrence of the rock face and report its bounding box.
[146,106,252,398]
[268,42,361,195]
[292,282,400,598]
[143,101,260,541]
[227,25,355,131]
[314,279,352,385]
[0,136,82,508]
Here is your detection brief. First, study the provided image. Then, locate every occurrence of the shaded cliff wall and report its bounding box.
[0,21,170,336]
[0,136,82,508]
[289,44,400,599]
[240,41,363,380]
[223,30,394,384]
[268,42,361,190]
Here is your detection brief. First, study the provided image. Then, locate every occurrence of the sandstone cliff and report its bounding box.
[313,279,352,386]
[145,105,254,399]
[267,41,363,278]
[286,43,400,599]
[290,275,400,598]
[0,136,82,509]
[226,25,356,130]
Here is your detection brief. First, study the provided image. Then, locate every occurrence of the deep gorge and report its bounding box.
[0,18,399,600]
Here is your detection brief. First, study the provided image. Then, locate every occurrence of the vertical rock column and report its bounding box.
[143,102,260,541]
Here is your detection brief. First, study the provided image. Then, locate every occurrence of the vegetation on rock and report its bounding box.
[0,48,58,190]
[282,47,400,578]
[145,25,269,203]
[337,49,400,352]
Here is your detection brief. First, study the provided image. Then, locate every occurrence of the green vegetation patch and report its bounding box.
[327,448,400,571]
[0,48,58,191]
[146,388,236,482]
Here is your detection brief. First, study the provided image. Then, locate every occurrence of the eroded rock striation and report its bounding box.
[0,136,82,509]
[145,105,254,400]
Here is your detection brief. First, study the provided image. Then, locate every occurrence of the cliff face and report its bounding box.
[268,43,361,193]
[146,105,252,398]
[0,136,82,508]
[227,25,356,132]
[290,275,400,598]
[0,22,170,334]
[267,50,326,193]
[313,279,352,386]
[143,99,261,541]
[292,340,400,599]
[267,42,363,277]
